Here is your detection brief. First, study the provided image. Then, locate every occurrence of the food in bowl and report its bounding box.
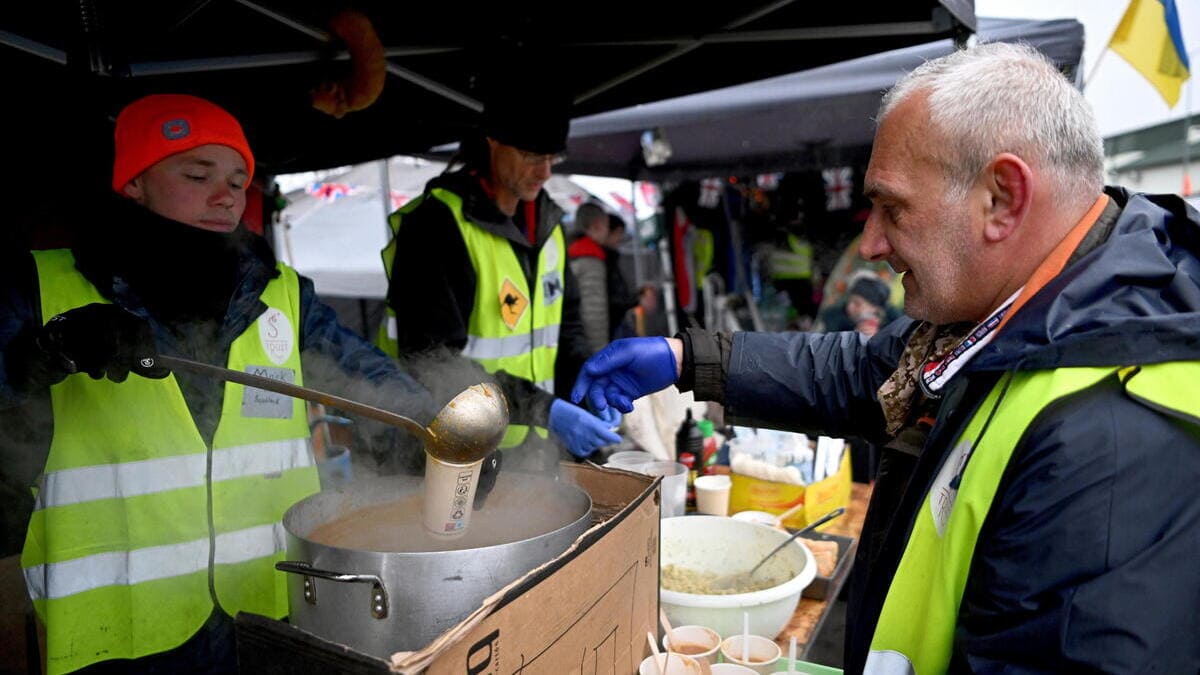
[661,564,787,595]
[659,516,816,639]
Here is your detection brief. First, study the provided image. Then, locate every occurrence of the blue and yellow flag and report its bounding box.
[1109,0,1191,107]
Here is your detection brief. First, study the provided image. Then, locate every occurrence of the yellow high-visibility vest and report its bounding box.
[22,248,318,674]
[867,363,1199,674]
[379,189,564,448]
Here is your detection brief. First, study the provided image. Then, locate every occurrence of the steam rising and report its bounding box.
[303,345,567,481]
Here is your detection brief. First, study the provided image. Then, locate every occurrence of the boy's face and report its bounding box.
[122,144,249,232]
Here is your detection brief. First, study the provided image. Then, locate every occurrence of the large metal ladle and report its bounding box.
[155,355,508,463]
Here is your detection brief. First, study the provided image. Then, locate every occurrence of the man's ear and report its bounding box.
[982,153,1033,243]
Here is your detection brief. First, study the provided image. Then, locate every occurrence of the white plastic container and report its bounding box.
[604,450,656,468]
[637,460,688,518]
[694,474,732,516]
[659,515,815,638]
[638,653,702,674]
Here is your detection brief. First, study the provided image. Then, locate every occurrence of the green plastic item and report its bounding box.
[697,419,714,437]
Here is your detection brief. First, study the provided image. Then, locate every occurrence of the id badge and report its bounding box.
[241,365,296,419]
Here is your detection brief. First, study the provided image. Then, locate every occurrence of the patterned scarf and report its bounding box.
[877,320,975,439]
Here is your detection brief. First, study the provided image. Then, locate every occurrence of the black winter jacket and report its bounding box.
[681,188,1200,673]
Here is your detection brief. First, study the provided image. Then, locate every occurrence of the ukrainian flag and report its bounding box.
[1109,0,1191,107]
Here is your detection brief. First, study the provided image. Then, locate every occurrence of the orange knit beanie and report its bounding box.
[112,94,254,193]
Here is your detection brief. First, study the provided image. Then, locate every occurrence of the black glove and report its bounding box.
[6,303,169,390]
[473,450,502,511]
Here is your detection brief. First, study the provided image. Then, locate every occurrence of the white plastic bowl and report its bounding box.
[660,515,815,639]
[730,510,783,529]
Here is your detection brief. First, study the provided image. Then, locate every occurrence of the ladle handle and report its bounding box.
[157,354,434,445]
[275,561,390,619]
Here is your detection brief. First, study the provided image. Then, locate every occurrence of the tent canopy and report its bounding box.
[2,1,974,177]
[558,17,1083,181]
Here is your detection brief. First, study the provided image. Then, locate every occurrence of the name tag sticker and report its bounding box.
[241,366,296,419]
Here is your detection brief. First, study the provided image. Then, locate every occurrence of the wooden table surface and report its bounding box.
[775,482,873,657]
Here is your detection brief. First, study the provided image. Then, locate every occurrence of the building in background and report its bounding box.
[1105,115,1199,203]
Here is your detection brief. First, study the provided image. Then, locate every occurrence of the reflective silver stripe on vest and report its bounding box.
[24,522,287,601]
[36,439,312,509]
[386,314,398,340]
[864,650,917,675]
[461,324,560,360]
[536,379,554,393]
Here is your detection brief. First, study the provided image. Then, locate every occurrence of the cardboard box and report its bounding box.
[727,450,851,530]
[237,463,659,674]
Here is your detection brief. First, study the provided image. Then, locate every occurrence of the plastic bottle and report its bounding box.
[676,410,703,511]
[697,419,718,475]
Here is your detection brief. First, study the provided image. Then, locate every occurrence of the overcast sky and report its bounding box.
[977,0,1199,137]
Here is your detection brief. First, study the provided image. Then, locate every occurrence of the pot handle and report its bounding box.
[275,560,389,619]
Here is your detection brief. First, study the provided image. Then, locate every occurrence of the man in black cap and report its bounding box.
[377,82,619,470]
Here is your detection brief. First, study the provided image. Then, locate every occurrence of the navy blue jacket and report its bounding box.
[688,189,1200,673]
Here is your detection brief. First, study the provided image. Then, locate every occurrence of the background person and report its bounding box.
[568,204,637,352]
[615,284,668,339]
[815,271,900,338]
[378,78,618,466]
[573,43,1200,673]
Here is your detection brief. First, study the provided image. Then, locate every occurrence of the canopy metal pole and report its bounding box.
[658,237,679,336]
[232,0,480,111]
[630,181,644,287]
[379,159,394,235]
[0,29,67,64]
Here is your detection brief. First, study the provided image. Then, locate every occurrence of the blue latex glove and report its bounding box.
[549,399,622,459]
[570,337,678,414]
[593,404,622,430]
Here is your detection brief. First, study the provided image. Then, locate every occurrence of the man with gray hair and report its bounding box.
[572,42,1200,672]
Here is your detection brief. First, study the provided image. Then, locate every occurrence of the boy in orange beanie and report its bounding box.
[0,94,435,674]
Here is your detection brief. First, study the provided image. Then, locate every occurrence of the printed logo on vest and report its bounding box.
[929,439,974,536]
[498,277,529,331]
[258,307,295,365]
[541,270,563,305]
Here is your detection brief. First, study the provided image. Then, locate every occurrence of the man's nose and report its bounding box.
[859,208,893,262]
[531,160,552,180]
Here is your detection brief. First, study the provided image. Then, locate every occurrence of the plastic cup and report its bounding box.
[694,474,732,516]
[709,665,758,674]
[662,625,721,664]
[421,454,482,536]
[638,653,703,674]
[604,450,656,468]
[637,461,688,518]
[719,635,781,675]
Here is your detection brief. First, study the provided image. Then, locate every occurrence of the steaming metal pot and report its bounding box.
[276,472,591,657]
